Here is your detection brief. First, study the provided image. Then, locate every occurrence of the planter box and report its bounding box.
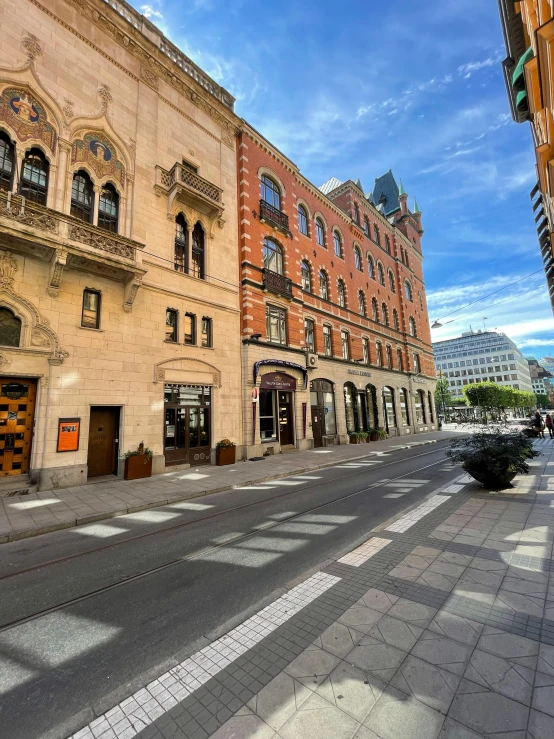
[124,454,152,480]
[370,432,378,442]
[216,446,236,466]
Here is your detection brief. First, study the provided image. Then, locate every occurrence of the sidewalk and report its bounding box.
[69,437,554,739]
[0,432,452,544]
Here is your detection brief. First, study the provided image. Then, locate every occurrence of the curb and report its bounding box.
[2,437,454,545]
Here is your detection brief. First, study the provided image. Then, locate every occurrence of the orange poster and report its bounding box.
[57,418,80,452]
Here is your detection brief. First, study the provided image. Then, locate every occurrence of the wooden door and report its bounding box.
[311,406,323,448]
[278,392,294,446]
[0,378,36,476]
[87,407,119,478]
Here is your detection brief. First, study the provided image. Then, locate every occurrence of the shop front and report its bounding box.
[259,372,296,446]
[164,384,211,466]
[310,379,337,447]
[343,382,379,435]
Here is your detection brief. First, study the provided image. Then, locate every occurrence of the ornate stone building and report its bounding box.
[238,124,436,458]
[0,0,242,490]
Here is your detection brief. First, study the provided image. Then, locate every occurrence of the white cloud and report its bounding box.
[458,53,503,78]
[140,4,163,19]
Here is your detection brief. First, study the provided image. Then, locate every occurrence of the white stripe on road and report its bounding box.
[338,536,392,567]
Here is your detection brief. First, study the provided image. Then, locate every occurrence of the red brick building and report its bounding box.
[238,123,436,457]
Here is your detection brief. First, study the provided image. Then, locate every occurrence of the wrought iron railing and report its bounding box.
[262,268,293,298]
[259,200,290,233]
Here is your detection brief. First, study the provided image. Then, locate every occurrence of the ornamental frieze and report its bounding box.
[0,87,57,151]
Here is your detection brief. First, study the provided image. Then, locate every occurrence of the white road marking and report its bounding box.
[338,536,392,566]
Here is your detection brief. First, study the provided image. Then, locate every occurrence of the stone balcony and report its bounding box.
[0,191,146,311]
[154,163,224,227]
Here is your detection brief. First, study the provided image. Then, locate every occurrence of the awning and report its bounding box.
[513,47,535,91]
[516,90,529,112]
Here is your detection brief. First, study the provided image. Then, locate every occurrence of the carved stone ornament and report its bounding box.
[0,250,18,288]
[140,64,159,90]
[22,34,42,64]
[31,328,50,347]
[156,367,165,382]
[0,354,11,369]
[62,99,74,120]
[98,84,113,112]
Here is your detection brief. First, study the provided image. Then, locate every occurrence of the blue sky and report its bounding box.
[134,0,554,358]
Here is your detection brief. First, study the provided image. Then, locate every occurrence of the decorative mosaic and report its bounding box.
[71,132,125,185]
[0,87,57,151]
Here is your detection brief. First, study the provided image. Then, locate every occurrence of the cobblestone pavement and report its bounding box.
[68,437,554,739]
[0,432,450,543]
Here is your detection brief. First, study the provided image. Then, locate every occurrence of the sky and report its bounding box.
[133,0,554,359]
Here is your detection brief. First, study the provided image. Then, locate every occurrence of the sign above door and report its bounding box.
[260,372,297,391]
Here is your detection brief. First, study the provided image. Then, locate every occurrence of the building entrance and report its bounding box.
[278,391,294,445]
[164,384,211,466]
[87,406,120,478]
[0,377,36,476]
[310,379,336,447]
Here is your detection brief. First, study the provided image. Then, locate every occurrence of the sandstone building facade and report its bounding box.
[238,124,436,458]
[0,0,242,491]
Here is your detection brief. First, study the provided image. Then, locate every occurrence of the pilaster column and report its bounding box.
[14,148,25,194]
[55,140,71,211]
[92,185,101,226]
[125,173,134,238]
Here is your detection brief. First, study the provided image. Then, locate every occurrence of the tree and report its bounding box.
[535,393,549,408]
[435,378,454,413]
[463,382,504,421]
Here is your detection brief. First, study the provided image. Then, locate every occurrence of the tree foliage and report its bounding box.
[434,378,454,409]
[463,382,535,414]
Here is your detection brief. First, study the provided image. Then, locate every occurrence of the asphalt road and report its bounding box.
[0,441,460,739]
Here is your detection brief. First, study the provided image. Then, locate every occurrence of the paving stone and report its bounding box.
[532,678,554,718]
[363,685,445,739]
[391,654,460,715]
[386,598,437,627]
[528,708,554,739]
[283,647,340,688]
[411,630,473,676]
[427,612,483,647]
[315,660,385,723]
[437,717,486,739]
[449,678,529,736]
[346,636,407,682]
[208,714,275,739]
[538,643,554,676]
[277,700,360,739]
[366,614,423,652]
[318,622,362,659]
[337,605,384,633]
[463,648,534,705]
[476,627,539,669]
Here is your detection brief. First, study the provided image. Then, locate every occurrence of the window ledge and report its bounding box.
[79,326,103,332]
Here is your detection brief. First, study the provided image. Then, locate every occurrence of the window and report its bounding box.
[261,174,280,209]
[0,307,21,346]
[201,317,212,347]
[382,387,396,431]
[367,254,375,279]
[315,217,325,246]
[405,280,413,301]
[413,353,421,374]
[358,290,366,316]
[397,348,403,371]
[298,204,308,235]
[373,225,380,245]
[20,148,48,205]
[386,345,393,368]
[319,270,329,300]
[323,325,333,356]
[191,222,205,279]
[362,337,370,364]
[415,389,426,424]
[0,132,14,191]
[184,313,196,344]
[301,260,311,292]
[341,330,350,359]
[385,235,391,254]
[305,318,315,352]
[97,183,119,232]
[376,342,383,367]
[371,297,379,322]
[354,246,363,271]
[337,279,346,307]
[165,309,177,342]
[263,238,284,274]
[259,389,277,441]
[388,270,395,292]
[353,203,360,223]
[393,309,399,331]
[71,170,94,223]
[333,231,343,257]
[266,305,287,344]
[400,388,410,425]
[363,216,370,236]
[182,159,198,173]
[377,263,385,286]
[381,303,388,326]
[409,317,417,337]
[81,289,101,329]
[174,214,188,273]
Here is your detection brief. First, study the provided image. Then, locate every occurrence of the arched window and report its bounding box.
[263,238,284,275]
[428,391,435,423]
[381,303,388,326]
[0,307,21,347]
[343,382,357,434]
[353,203,359,223]
[397,348,404,371]
[354,246,363,272]
[377,263,385,286]
[298,204,308,235]
[301,260,312,292]
[382,386,397,432]
[386,345,393,368]
[192,222,205,279]
[70,170,94,223]
[261,174,280,209]
[392,308,399,331]
[333,231,343,257]
[409,316,417,337]
[400,388,410,425]
[315,217,325,247]
[367,254,375,279]
[388,270,396,292]
[385,235,391,254]
[337,279,346,307]
[373,225,380,245]
[415,389,426,424]
[0,132,14,191]
[358,290,366,317]
[376,341,383,367]
[174,213,188,272]
[413,353,421,374]
[363,216,370,236]
[405,280,413,301]
[371,297,379,322]
[98,183,119,232]
[20,148,48,205]
[319,269,329,300]
[366,383,379,428]
[405,251,410,269]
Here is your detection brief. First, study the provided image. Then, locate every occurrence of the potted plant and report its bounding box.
[349,432,360,444]
[447,426,539,489]
[368,428,379,442]
[124,442,153,480]
[216,438,236,466]
[377,428,387,440]
[358,431,369,443]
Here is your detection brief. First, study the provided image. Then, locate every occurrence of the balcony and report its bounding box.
[259,199,290,235]
[0,191,145,310]
[262,268,293,298]
[155,163,224,226]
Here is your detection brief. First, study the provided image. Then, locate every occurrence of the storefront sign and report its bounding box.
[57,418,80,452]
[347,369,372,377]
[253,359,307,388]
[260,372,297,391]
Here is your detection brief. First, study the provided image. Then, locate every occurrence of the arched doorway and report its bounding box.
[310,379,336,447]
[344,382,369,435]
[382,386,397,434]
[365,384,379,429]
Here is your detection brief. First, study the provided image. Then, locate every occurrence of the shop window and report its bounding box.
[184,312,196,344]
[98,183,119,233]
[174,214,188,273]
[382,386,396,431]
[415,389,426,424]
[323,324,333,356]
[311,379,336,436]
[71,170,94,223]
[0,307,21,347]
[341,330,350,360]
[191,222,205,279]
[298,204,308,235]
[165,308,178,342]
[400,388,410,425]
[305,318,315,352]
[266,304,287,344]
[201,317,212,347]
[343,382,357,434]
[81,289,101,329]
[428,393,434,423]
[20,148,48,205]
[0,132,14,191]
[259,389,277,441]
